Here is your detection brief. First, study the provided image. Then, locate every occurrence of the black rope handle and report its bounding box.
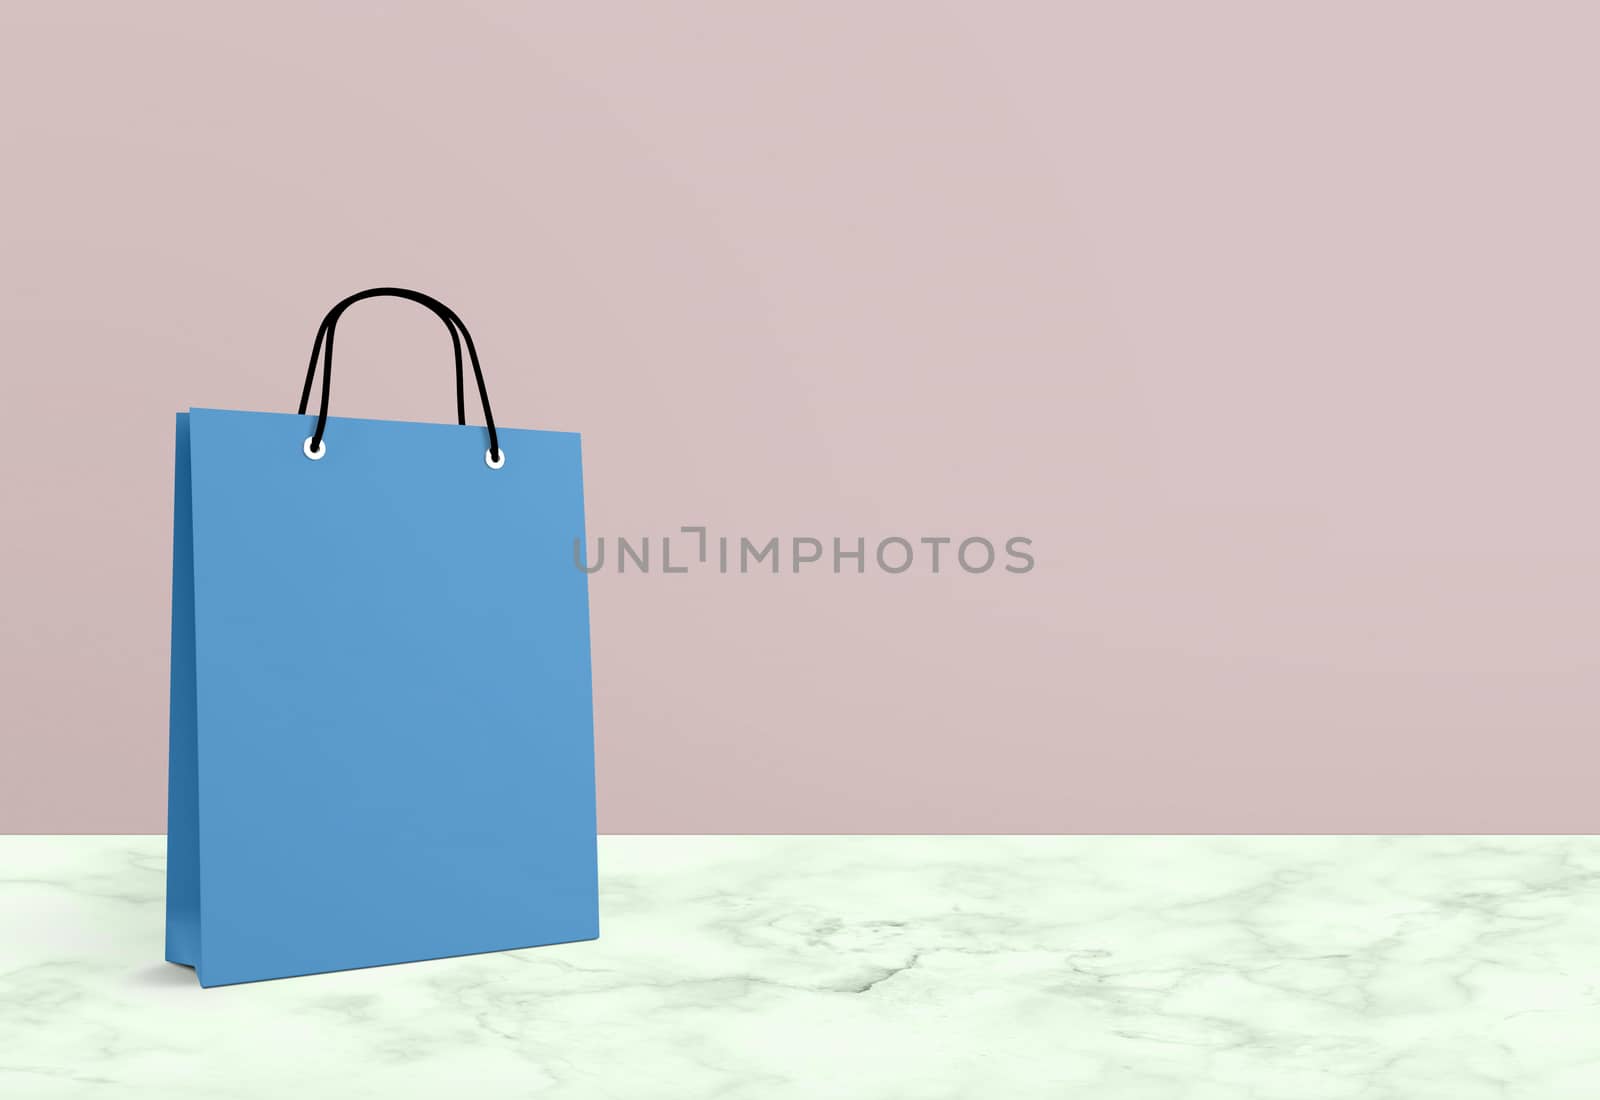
[299,295,467,427]
[296,288,500,461]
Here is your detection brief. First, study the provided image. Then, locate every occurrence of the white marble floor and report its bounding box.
[3,836,1600,1098]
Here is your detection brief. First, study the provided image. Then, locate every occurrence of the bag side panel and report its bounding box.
[165,413,201,970]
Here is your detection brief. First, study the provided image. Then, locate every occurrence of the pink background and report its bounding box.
[3,3,1598,833]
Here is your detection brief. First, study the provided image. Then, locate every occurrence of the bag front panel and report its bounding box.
[186,407,597,986]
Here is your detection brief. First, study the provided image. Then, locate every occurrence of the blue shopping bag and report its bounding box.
[165,288,598,987]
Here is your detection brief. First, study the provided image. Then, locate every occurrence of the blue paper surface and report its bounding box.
[166,408,598,987]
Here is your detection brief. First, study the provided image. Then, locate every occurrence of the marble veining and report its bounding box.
[3,836,1600,1098]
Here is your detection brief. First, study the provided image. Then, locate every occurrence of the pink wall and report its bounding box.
[3,3,1598,833]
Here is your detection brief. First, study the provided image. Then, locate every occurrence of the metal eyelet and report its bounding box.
[304,436,326,461]
[486,447,505,470]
